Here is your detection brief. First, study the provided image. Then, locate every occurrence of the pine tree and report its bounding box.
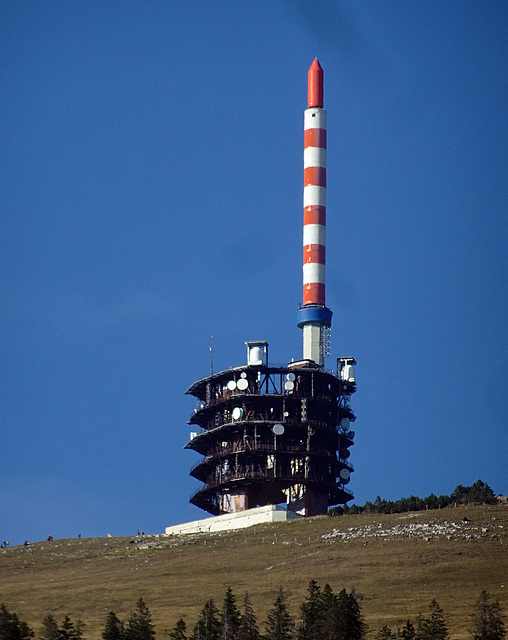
[334,589,366,640]
[376,626,394,640]
[169,619,187,640]
[400,620,416,640]
[74,621,85,640]
[0,605,9,640]
[0,605,34,640]
[220,588,241,640]
[125,599,155,640]
[320,584,339,640]
[418,600,448,640]
[297,580,323,640]
[18,616,35,640]
[59,617,75,640]
[191,600,220,640]
[237,594,260,640]
[102,613,124,640]
[470,591,505,640]
[264,589,294,640]
[40,616,61,640]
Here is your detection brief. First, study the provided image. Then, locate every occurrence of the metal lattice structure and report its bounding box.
[185,343,356,517]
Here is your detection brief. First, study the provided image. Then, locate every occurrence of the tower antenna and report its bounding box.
[296,58,332,366]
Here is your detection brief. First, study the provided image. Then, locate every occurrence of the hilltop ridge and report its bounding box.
[1,504,507,639]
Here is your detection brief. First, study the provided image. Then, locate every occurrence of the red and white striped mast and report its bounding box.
[296,59,332,366]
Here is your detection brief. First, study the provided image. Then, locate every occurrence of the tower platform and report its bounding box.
[184,348,355,518]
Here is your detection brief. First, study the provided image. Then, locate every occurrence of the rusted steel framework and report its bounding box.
[185,357,356,517]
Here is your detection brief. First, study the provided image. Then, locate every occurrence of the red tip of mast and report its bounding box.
[308,58,323,108]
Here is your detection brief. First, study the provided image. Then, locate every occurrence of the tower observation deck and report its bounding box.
[185,342,356,517]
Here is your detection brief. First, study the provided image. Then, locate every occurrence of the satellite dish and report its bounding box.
[240,372,247,379]
[272,424,285,436]
[339,468,350,482]
[227,380,237,391]
[284,380,294,391]
[287,372,296,382]
[232,407,244,420]
[237,378,248,390]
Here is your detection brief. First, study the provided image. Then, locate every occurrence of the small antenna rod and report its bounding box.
[210,334,214,375]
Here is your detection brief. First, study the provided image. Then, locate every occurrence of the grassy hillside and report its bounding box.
[1,504,506,639]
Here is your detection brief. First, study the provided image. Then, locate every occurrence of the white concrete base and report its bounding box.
[165,505,301,536]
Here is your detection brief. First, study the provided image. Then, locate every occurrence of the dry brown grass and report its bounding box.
[1,504,506,639]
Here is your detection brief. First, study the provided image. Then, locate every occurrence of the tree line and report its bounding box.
[328,480,497,517]
[0,607,84,640]
[1,583,504,640]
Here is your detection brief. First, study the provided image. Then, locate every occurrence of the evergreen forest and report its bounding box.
[0,583,504,640]
[328,480,497,517]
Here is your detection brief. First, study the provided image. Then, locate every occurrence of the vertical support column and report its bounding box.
[303,104,327,306]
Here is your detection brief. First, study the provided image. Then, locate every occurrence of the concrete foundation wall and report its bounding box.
[165,505,301,536]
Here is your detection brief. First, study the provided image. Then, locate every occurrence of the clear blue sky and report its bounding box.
[1,1,507,546]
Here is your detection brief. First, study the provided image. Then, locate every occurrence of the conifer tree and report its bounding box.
[264,589,294,640]
[21,620,36,640]
[297,580,323,640]
[125,599,155,640]
[0,605,9,640]
[400,620,416,640]
[191,599,220,640]
[417,600,448,640]
[102,613,124,640]
[0,605,34,640]
[59,616,75,640]
[73,621,85,640]
[11,613,35,640]
[40,616,61,640]
[334,589,366,640]
[237,594,260,640]
[169,619,187,640]
[376,626,394,640]
[320,584,339,640]
[220,588,240,640]
[470,591,505,640]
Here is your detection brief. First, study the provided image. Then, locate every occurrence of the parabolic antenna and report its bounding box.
[227,380,237,391]
[232,407,244,420]
[240,372,247,379]
[237,378,248,391]
[284,380,295,391]
[287,372,296,382]
[272,423,285,436]
[339,468,350,482]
